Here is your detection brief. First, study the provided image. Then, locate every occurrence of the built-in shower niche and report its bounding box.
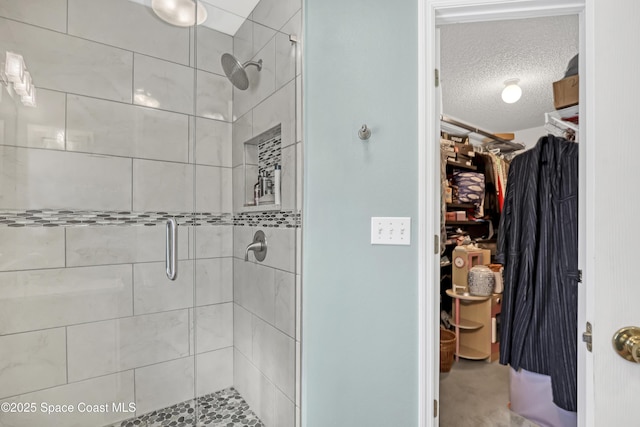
[242,124,282,212]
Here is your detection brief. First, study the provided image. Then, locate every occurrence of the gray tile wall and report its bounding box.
[0,1,235,426]
[0,3,233,214]
[0,226,236,427]
[231,0,302,426]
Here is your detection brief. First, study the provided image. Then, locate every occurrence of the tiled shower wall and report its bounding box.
[0,0,235,426]
[231,0,303,426]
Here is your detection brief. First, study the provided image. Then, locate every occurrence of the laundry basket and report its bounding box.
[440,328,456,372]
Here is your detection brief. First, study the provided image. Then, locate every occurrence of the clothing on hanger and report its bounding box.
[497,134,579,412]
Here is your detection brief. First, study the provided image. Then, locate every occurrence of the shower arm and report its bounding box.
[243,59,263,71]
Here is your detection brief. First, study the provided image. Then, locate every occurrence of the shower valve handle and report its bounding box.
[245,230,267,262]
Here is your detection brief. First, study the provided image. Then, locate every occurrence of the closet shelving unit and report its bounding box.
[441,115,515,238]
[445,289,496,361]
[441,115,511,363]
[545,105,579,141]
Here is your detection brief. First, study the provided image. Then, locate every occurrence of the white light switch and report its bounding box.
[371,217,411,245]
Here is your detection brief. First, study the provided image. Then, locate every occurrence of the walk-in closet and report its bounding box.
[437,14,580,427]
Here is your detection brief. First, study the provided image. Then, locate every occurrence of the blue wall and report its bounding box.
[302,0,419,425]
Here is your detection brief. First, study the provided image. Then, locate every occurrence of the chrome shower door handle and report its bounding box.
[166,218,178,280]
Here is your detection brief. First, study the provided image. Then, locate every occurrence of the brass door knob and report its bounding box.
[612,327,640,363]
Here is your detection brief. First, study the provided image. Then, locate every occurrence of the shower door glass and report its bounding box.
[0,1,232,426]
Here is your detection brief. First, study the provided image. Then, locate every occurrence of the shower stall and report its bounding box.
[0,0,302,426]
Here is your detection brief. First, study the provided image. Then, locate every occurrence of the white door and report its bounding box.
[587,0,640,425]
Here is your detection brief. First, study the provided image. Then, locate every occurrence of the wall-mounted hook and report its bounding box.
[358,124,371,140]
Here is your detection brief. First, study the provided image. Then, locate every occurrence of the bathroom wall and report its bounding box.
[0,1,234,426]
[303,0,419,426]
[230,0,303,426]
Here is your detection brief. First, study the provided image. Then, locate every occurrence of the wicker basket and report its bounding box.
[440,328,456,372]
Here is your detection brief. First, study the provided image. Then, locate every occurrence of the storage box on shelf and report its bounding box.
[552,75,579,109]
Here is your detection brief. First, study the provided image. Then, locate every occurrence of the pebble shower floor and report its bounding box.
[106,387,264,427]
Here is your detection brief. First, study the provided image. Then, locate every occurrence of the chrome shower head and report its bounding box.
[221,53,263,90]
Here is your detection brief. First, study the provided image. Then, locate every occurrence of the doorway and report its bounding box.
[437,14,578,426]
[417,1,589,426]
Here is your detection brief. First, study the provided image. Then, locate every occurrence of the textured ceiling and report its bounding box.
[440,15,578,133]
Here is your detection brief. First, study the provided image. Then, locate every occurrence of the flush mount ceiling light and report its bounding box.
[151,0,208,27]
[2,51,37,107]
[501,79,522,104]
[134,89,160,108]
[4,51,25,85]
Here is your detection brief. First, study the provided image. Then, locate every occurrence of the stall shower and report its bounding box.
[0,0,302,426]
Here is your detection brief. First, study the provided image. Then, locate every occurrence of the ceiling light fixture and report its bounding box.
[134,89,160,108]
[501,79,522,104]
[4,51,25,85]
[151,0,208,27]
[2,51,37,107]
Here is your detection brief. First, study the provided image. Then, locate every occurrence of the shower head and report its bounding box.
[221,53,263,90]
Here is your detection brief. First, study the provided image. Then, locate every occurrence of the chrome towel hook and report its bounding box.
[358,124,371,140]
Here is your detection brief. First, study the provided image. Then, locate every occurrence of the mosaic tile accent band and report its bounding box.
[0,210,233,228]
[106,387,264,427]
[234,210,301,228]
[0,209,302,228]
[258,134,282,176]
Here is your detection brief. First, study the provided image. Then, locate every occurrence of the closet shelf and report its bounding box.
[441,115,525,153]
[450,318,483,330]
[446,160,477,171]
[446,203,476,210]
[446,289,491,302]
[545,105,579,141]
[446,220,487,226]
[456,345,491,360]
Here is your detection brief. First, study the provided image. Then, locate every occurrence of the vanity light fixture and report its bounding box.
[151,0,208,27]
[2,51,37,107]
[501,79,522,104]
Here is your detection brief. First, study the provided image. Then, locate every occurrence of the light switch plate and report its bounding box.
[371,217,411,245]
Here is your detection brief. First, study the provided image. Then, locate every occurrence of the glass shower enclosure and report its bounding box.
[0,1,301,426]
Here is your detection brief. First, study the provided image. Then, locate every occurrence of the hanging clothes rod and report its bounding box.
[441,115,525,152]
